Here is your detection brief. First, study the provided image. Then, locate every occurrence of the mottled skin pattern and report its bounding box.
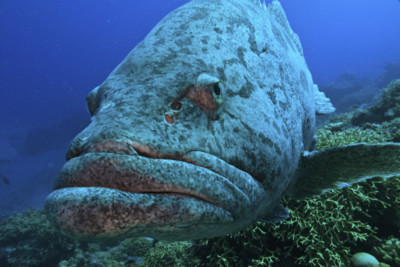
[45,0,318,240]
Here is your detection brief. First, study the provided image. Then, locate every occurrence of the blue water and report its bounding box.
[0,0,400,219]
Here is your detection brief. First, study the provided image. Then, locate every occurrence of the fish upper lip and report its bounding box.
[59,140,266,218]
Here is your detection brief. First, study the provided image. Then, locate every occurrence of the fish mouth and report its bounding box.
[45,140,265,240]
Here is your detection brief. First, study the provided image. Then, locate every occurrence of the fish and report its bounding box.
[0,174,10,185]
[44,0,400,241]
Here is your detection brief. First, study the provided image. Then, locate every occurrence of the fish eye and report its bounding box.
[213,82,221,96]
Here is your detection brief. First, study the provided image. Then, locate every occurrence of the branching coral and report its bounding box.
[373,237,400,266]
[141,241,200,267]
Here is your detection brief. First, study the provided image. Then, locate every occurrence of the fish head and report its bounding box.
[45,0,315,241]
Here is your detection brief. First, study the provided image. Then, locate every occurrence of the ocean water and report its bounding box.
[1,0,400,266]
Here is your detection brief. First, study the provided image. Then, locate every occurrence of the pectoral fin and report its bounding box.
[290,143,400,199]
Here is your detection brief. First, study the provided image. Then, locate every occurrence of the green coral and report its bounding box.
[374,237,400,266]
[0,208,74,266]
[59,237,153,266]
[381,118,400,142]
[316,127,389,150]
[193,179,387,266]
[141,241,200,267]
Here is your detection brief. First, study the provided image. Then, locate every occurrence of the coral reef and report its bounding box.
[141,241,200,267]
[192,176,391,266]
[352,79,400,125]
[373,237,400,266]
[0,209,74,266]
[320,72,379,113]
[58,238,153,267]
[376,62,400,88]
[0,208,156,267]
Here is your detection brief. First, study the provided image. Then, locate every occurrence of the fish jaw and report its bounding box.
[45,151,265,240]
[45,187,233,241]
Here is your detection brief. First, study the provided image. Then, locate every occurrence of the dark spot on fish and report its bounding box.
[238,77,255,98]
[216,67,226,81]
[228,15,255,37]
[214,27,223,34]
[273,121,281,134]
[257,132,273,147]
[154,26,164,37]
[179,47,192,54]
[225,111,239,122]
[178,135,185,142]
[237,47,247,69]
[198,137,207,148]
[274,143,282,155]
[248,35,258,54]
[282,127,289,139]
[190,8,209,21]
[267,90,277,104]
[201,47,208,53]
[154,38,166,46]
[279,101,289,111]
[240,121,253,134]
[233,127,239,133]
[175,37,192,47]
[219,118,225,131]
[226,26,233,34]
[222,58,240,68]
[179,23,189,31]
[174,72,189,83]
[226,89,235,97]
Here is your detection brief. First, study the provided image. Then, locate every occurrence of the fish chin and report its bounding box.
[45,151,259,240]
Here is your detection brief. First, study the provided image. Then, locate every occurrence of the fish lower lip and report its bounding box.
[45,187,233,240]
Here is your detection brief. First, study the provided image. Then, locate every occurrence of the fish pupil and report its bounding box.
[213,83,221,96]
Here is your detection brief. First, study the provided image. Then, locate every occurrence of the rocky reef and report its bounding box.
[352,79,400,126]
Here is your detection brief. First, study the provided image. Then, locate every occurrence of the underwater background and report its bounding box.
[1,0,400,266]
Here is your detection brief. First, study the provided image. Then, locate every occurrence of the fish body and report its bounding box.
[44,0,400,241]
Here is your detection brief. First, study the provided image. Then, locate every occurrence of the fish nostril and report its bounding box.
[170,100,182,111]
[164,113,175,124]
